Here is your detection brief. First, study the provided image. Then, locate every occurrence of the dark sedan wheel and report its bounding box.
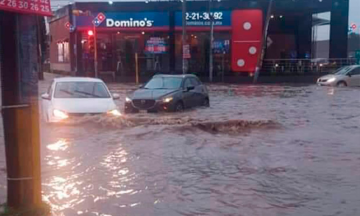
[174,102,184,112]
[203,98,210,107]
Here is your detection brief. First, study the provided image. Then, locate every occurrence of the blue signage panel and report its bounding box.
[145,37,167,54]
[76,12,170,29]
[213,40,230,54]
[175,11,231,27]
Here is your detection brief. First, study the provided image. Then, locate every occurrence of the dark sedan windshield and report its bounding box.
[144,77,183,89]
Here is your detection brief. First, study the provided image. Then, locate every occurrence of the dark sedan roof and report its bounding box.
[153,74,198,79]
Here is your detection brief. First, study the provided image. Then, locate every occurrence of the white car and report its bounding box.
[41,77,121,123]
[317,65,360,87]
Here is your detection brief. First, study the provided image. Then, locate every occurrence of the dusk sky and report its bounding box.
[349,0,360,27]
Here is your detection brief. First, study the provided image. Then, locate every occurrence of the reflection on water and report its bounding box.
[47,139,69,151]
[36,85,360,216]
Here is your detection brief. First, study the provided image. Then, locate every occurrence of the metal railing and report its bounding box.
[261,58,357,75]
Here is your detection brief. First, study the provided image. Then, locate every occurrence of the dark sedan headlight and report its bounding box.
[162,97,173,103]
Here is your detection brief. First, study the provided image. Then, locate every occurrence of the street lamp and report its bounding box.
[182,0,187,74]
[253,0,274,83]
[209,0,214,82]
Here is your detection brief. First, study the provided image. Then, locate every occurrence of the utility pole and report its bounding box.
[93,24,99,78]
[209,0,214,82]
[37,16,44,81]
[0,12,42,209]
[182,0,187,74]
[253,0,274,83]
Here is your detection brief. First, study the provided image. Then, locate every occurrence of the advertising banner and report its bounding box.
[76,12,169,30]
[213,40,230,54]
[183,44,191,59]
[175,11,231,29]
[0,0,51,16]
[145,37,167,54]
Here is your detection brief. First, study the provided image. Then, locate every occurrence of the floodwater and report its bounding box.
[1,77,360,216]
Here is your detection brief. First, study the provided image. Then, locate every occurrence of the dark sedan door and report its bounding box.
[182,78,196,108]
[190,77,206,106]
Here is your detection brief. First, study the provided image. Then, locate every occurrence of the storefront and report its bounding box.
[48,0,351,80]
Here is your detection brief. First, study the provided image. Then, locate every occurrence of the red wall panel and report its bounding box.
[231,10,263,72]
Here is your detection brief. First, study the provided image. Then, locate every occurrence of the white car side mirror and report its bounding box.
[41,93,50,100]
[112,93,120,100]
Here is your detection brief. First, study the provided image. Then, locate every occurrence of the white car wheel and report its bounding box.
[337,81,347,87]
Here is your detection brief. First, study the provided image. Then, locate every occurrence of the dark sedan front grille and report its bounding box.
[132,99,156,110]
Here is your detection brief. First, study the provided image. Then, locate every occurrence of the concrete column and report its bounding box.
[329,0,349,58]
[297,13,312,58]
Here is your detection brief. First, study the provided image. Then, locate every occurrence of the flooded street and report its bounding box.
[1,76,360,216]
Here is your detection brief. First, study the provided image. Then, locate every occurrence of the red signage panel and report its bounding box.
[0,0,52,16]
[231,10,263,72]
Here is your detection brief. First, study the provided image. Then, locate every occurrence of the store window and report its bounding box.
[57,40,69,63]
[175,32,231,77]
[64,41,69,62]
[114,32,170,76]
[57,42,64,62]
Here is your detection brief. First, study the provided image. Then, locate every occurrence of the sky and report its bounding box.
[349,0,360,28]
[314,0,360,41]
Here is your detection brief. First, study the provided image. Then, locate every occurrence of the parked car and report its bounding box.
[317,65,360,87]
[41,77,121,123]
[125,74,209,113]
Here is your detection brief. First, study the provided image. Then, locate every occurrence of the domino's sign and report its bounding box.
[106,18,154,28]
[76,12,169,29]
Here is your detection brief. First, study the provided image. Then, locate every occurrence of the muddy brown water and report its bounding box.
[1,83,360,216]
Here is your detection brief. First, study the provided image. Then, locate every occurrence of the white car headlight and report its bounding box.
[53,109,69,120]
[162,97,173,103]
[108,109,122,117]
[125,97,132,102]
[327,77,336,83]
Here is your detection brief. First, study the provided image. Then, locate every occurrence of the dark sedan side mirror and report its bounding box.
[347,73,352,77]
[41,93,50,100]
[186,86,195,91]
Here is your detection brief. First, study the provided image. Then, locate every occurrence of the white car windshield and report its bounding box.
[144,77,183,89]
[334,67,352,75]
[54,82,111,98]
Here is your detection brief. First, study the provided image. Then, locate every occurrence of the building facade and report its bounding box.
[48,0,355,80]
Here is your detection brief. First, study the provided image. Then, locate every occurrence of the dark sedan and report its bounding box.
[125,74,209,113]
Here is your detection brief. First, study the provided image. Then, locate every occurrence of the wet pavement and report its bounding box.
[1,74,360,216]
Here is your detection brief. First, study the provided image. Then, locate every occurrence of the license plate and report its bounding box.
[139,110,147,113]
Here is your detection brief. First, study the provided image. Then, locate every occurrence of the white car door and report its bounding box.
[348,67,360,87]
[42,81,54,121]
